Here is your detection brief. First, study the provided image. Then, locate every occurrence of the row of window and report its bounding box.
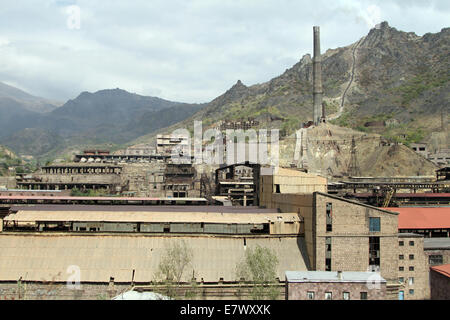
[399,254,414,260]
[429,254,443,266]
[399,289,415,297]
[399,266,415,271]
[307,291,368,300]
[399,240,415,246]
[399,277,415,285]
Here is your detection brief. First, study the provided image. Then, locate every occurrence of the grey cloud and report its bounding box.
[0,0,448,103]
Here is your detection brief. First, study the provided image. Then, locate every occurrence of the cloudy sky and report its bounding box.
[0,0,448,104]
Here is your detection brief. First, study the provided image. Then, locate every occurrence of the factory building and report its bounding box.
[0,204,309,300]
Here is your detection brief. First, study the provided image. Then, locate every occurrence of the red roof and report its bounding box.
[384,207,450,229]
[352,193,450,198]
[0,196,204,201]
[431,264,450,278]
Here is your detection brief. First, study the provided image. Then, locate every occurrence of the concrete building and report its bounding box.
[216,163,260,206]
[2,205,302,235]
[16,163,123,193]
[156,134,190,156]
[260,167,327,200]
[429,264,450,300]
[285,271,386,300]
[410,143,429,159]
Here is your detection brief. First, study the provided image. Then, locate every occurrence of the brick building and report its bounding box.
[260,168,436,300]
[397,233,429,300]
[429,264,450,300]
[285,271,386,300]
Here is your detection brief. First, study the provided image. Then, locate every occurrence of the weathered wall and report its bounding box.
[0,282,129,300]
[429,270,450,300]
[0,282,286,300]
[263,193,314,270]
[398,236,430,300]
[0,177,16,189]
[286,281,387,300]
[314,193,399,282]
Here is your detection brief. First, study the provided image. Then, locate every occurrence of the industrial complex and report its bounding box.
[0,26,448,301]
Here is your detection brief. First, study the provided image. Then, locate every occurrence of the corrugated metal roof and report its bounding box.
[430,264,450,278]
[0,196,207,202]
[424,237,450,249]
[384,207,450,229]
[352,193,450,198]
[11,205,278,213]
[5,209,298,224]
[285,271,386,283]
[0,234,308,283]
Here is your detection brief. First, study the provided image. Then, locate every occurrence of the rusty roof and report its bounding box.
[0,196,207,202]
[5,208,298,224]
[384,207,450,229]
[10,205,278,213]
[430,264,450,278]
[0,234,308,283]
[351,193,450,198]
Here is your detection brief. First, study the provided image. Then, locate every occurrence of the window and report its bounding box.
[399,241,404,246]
[399,266,404,271]
[408,277,414,285]
[369,237,380,270]
[307,291,315,300]
[360,292,368,300]
[409,266,414,272]
[325,237,332,271]
[325,292,332,300]
[325,258,332,271]
[343,292,350,300]
[409,254,414,260]
[409,289,414,295]
[399,255,404,260]
[399,277,404,283]
[409,241,414,246]
[369,217,380,232]
[275,184,280,193]
[326,203,332,232]
[429,255,443,266]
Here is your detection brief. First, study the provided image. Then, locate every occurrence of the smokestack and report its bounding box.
[313,26,323,125]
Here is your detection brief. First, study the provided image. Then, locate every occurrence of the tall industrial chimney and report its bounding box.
[313,26,324,125]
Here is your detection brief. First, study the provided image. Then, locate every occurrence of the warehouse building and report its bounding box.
[0,204,309,300]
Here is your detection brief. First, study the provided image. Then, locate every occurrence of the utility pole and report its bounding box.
[348,136,361,177]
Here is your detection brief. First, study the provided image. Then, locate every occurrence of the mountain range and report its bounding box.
[0,87,203,159]
[0,21,448,161]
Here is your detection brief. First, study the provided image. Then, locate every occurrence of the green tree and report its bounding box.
[154,240,195,299]
[236,245,280,300]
